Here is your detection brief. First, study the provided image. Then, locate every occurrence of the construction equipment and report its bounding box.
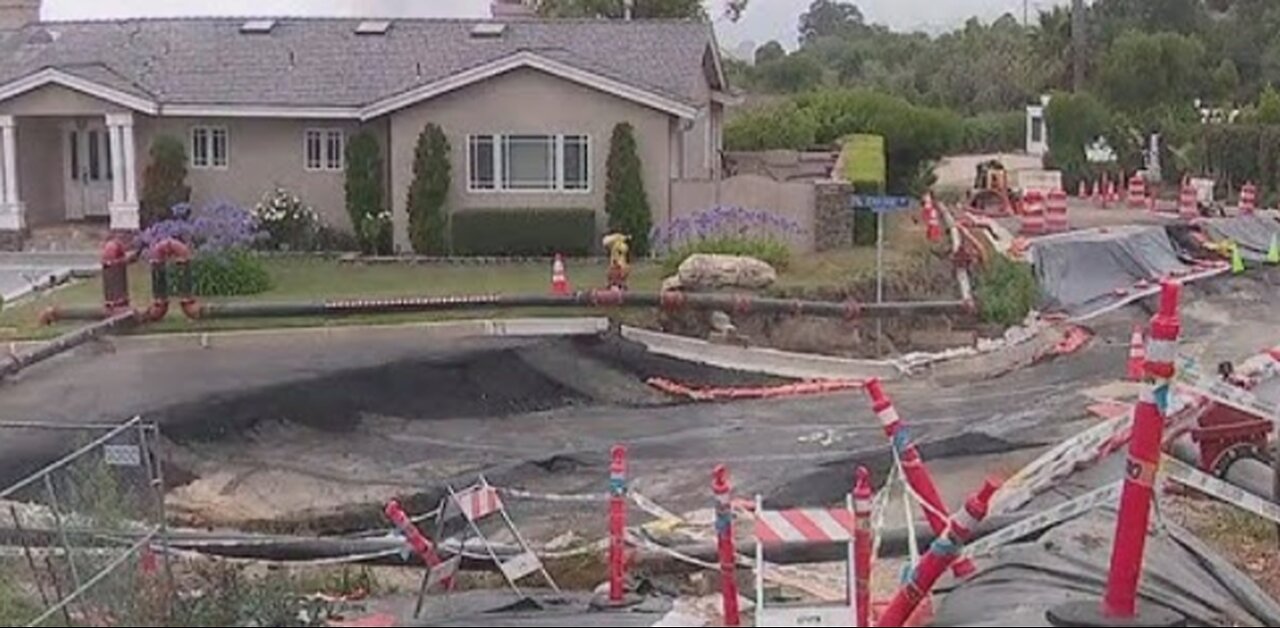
[969,159,1016,215]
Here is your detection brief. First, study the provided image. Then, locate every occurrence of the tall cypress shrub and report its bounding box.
[605,122,652,255]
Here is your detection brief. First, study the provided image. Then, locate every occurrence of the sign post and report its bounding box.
[848,194,916,352]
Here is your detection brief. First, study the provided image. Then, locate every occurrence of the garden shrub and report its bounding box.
[975,256,1039,326]
[406,123,451,255]
[141,202,273,297]
[652,206,803,275]
[253,187,319,251]
[140,135,191,227]
[1203,124,1280,199]
[958,112,1026,154]
[1045,91,1113,189]
[724,101,820,151]
[605,122,653,255]
[345,132,390,255]
[452,209,596,256]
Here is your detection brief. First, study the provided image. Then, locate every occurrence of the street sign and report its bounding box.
[848,195,915,213]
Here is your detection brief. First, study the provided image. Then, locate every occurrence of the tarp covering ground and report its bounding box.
[1202,215,1280,262]
[1031,226,1194,316]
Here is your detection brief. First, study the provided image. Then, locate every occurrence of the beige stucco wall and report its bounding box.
[17,118,65,227]
[386,67,675,253]
[670,174,816,253]
[136,116,383,229]
[0,84,128,117]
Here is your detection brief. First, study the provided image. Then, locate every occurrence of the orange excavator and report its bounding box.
[968,159,1019,216]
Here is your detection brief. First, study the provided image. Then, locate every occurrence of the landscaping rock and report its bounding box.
[668,254,777,292]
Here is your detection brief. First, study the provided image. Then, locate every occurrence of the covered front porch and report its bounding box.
[0,111,140,241]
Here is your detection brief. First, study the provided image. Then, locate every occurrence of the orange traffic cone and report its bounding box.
[1127,325,1146,381]
[925,198,942,243]
[551,253,570,295]
[1078,180,1088,199]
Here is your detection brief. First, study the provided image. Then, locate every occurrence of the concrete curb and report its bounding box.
[6,317,612,354]
[620,325,903,381]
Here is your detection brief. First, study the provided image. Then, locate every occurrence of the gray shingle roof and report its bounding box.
[0,17,718,110]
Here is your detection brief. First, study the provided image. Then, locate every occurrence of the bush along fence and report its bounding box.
[452,209,597,257]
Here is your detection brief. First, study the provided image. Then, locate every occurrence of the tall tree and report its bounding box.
[799,0,865,45]
[605,123,652,256]
[1096,30,1206,113]
[754,40,786,65]
[1072,0,1087,90]
[406,124,451,255]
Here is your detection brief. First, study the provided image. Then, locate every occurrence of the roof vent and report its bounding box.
[240,19,277,34]
[356,20,392,35]
[470,22,507,39]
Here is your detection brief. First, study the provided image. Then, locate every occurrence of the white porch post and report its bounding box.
[106,112,139,230]
[0,114,24,231]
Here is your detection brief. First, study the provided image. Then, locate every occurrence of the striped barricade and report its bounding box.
[754,498,860,627]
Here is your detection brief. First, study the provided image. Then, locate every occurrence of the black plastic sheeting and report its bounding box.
[934,455,1280,627]
[1032,226,1194,316]
[1201,215,1280,262]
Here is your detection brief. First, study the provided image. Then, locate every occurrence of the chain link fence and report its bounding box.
[0,418,171,627]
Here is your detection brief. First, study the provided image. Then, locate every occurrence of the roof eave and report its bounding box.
[0,68,159,115]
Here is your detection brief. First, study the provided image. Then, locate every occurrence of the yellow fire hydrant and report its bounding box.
[602,233,631,290]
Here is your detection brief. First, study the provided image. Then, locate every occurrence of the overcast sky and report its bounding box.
[43,0,1073,47]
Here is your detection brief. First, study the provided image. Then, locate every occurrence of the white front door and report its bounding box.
[62,121,113,220]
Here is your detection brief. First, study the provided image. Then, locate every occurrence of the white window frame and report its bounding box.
[466,133,591,194]
[191,125,229,170]
[305,128,345,172]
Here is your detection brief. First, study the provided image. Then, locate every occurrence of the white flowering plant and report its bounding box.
[358,209,394,255]
[253,187,320,251]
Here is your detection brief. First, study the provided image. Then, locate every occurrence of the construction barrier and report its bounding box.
[864,379,977,578]
[753,486,860,626]
[1021,189,1046,236]
[1127,173,1146,210]
[385,500,459,619]
[877,478,1000,627]
[1179,182,1198,221]
[608,446,630,606]
[713,465,741,627]
[1240,182,1258,215]
[1046,188,1069,233]
[854,468,874,628]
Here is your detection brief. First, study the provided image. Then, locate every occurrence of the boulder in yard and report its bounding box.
[669,254,778,292]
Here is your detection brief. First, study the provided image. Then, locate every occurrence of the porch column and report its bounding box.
[106,112,139,230]
[0,114,24,231]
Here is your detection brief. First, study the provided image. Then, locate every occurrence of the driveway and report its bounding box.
[0,251,98,304]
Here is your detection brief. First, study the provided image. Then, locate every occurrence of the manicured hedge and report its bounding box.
[452,209,597,256]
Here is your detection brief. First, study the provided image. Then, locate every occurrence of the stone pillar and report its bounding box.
[814,180,854,252]
[106,112,139,231]
[0,114,25,238]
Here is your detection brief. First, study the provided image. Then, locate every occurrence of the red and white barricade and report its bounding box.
[1021,189,1046,236]
[435,477,559,599]
[385,500,461,619]
[1046,188,1069,233]
[755,495,861,626]
[1240,182,1258,215]
[1127,173,1146,210]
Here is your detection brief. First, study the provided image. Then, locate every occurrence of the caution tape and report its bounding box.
[993,413,1133,515]
[1160,456,1280,526]
[646,377,862,402]
[966,481,1123,557]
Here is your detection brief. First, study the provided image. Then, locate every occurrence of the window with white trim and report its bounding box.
[467,134,590,192]
[305,129,345,171]
[191,126,228,169]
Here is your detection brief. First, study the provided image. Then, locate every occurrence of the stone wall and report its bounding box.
[814,181,855,252]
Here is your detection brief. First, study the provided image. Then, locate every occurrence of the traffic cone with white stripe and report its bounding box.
[1127,326,1145,382]
[551,253,571,295]
[925,196,942,243]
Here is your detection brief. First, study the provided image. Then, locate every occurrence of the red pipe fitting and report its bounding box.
[877,478,999,627]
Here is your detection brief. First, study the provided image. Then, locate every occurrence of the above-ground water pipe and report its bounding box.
[42,237,201,325]
[0,310,138,379]
[41,290,973,324]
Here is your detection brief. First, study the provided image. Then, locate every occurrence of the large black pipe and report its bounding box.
[0,311,138,379]
[43,291,972,324]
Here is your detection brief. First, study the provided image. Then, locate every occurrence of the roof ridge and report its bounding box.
[35,16,710,26]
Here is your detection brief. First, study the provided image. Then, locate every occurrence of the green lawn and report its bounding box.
[0,218,933,340]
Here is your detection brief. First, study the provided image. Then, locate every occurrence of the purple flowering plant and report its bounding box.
[140,201,267,257]
[650,206,805,274]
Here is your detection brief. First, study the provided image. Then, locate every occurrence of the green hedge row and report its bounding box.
[452,209,597,256]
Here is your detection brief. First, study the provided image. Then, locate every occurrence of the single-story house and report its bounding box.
[0,0,731,251]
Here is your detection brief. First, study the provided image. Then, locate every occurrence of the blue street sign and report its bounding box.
[848,195,915,213]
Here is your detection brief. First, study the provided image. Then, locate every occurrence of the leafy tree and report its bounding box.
[140,135,192,227]
[406,124,451,255]
[344,132,388,255]
[605,122,652,255]
[1257,85,1280,124]
[754,40,786,65]
[800,0,866,45]
[1045,91,1112,185]
[724,102,819,151]
[1096,30,1206,113]
[1212,59,1241,103]
[755,53,825,93]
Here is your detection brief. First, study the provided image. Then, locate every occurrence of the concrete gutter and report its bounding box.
[620,325,902,381]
